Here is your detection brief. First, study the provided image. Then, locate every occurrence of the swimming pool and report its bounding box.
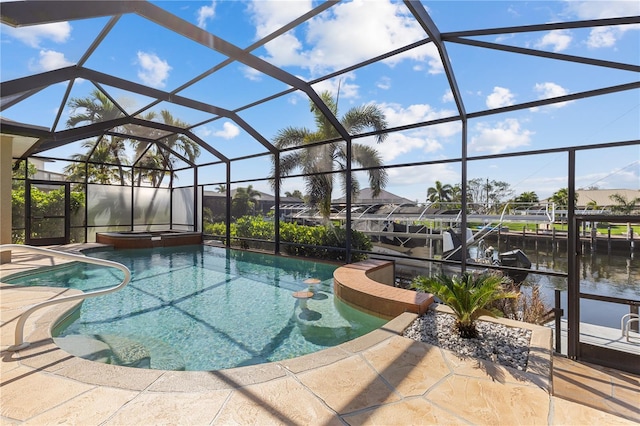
[6,245,386,371]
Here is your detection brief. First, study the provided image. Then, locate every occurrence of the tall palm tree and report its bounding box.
[215,184,227,193]
[271,91,388,218]
[64,139,123,185]
[231,185,261,218]
[66,89,128,185]
[427,180,454,206]
[133,110,201,187]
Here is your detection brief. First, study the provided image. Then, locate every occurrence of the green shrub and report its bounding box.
[203,216,371,262]
[412,272,518,338]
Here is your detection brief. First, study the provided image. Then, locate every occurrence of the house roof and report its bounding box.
[575,189,640,207]
[331,188,415,205]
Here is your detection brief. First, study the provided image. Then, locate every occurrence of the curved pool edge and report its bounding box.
[1,279,418,392]
[333,259,434,319]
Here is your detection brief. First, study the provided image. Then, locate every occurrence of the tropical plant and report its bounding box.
[133,110,200,187]
[66,89,128,185]
[609,193,640,214]
[66,90,200,187]
[64,139,127,185]
[514,191,539,203]
[284,189,304,200]
[231,185,261,218]
[411,272,518,338]
[549,187,577,208]
[427,180,454,206]
[271,90,388,219]
[204,216,371,262]
[215,184,227,193]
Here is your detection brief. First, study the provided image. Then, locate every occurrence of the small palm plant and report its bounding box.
[412,272,518,338]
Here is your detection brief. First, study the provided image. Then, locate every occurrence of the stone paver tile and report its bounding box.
[441,348,544,388]
[297,355,400,414]
[147,364,285,393]
[427,375,549,425]
[553,362,614,412]
[362,336,451,397]
[342,398,466,425]
[23,386,139,425]
[279,346,349,374]
[602,397,640,425]
[214,377,342,425]
[55,359,164,391]
[0,365,94,421]
[9,341,80,373]
[105,390,230,426]
[552,396,637,425]
[0,356,21,376]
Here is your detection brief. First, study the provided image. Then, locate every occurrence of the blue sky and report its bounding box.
[1,0,639,203]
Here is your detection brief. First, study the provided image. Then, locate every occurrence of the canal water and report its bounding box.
[493,236,638,329]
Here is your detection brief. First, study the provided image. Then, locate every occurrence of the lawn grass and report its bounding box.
[469,222,639,236]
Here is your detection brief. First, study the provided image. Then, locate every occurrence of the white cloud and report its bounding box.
[248,0,314,38]
[380,102,457,131]
[586,26,617,48]
[195,121,240,140]
[564,1,640,49]
[442,89,454,103]
[197,1,216,29]
[358,102,459,162]
[377,132,442,162]
[535,29,572,52]
[531,82,571,110]
[486,87,515,109]
[387,164,459,189]
[248,0,442,76]
[28,49,73,72]
[241,65,263,81]
[214,122,240,139]
[136,51,171,88]
[564,1,640,20]
[311,74,359,102]
[376,76,391,90]
[469,119,533,154]
[3,22,71,48]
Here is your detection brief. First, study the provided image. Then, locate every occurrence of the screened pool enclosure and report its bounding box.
[1,1,639,370]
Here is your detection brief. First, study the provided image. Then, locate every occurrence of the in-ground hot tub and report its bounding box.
[96,231,202,249]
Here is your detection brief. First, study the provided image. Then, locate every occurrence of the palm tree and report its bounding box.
[412,272,517,338]
[215,184,227,193]
[427,180,454,206]
[133,110,200,187]
[514,191,539,203]
[231,185,261,218]
[64,139,123,185]
[284,190,303,199]
[66,89,128,185]
[549,188,574,208]
[271,91,388,218]
[609,193,640,214]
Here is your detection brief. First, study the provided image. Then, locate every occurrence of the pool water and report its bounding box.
[6,245,386,371]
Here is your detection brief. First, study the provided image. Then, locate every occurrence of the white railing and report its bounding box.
[0,244,131,351]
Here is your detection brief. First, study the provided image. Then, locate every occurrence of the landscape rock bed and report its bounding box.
[403,308,532,371]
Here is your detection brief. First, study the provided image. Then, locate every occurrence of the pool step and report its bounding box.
[55,334,186,370]
[54,335,113,364]
[55,334,151,368]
